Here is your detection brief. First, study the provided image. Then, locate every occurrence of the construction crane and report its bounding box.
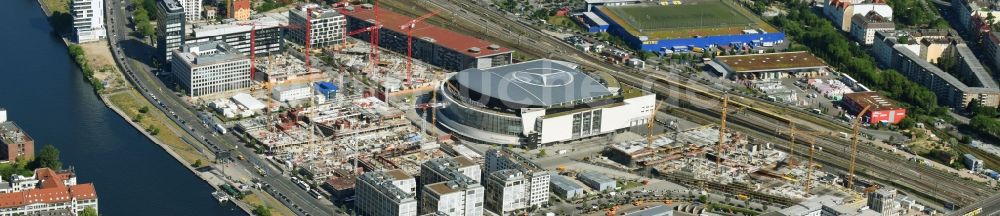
[716,95,728,172]
[806,136,818,194]
[399,10,441,88]
[847,105,871,191]
[345,24,384,73]
[237,15,311,81]
[647,101,659,150]
[788,123,796,166]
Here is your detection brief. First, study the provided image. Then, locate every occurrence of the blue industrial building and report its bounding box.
[592,7,785,54]
[315,82,338,99]
[576,12,610,33]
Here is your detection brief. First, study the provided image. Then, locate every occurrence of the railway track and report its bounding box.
[378,0,993,207]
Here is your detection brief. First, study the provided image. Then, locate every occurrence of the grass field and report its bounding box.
[607,2,753,31]
[108,90,210,166]
[599,0,777,39]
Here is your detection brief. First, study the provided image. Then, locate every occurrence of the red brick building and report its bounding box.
[0,121,34,162]
[843,91,906,124]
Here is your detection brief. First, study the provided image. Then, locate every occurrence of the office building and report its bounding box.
[157,0,186,64]
[187,17,284,56]
[356,169,418,216]
[867,187,900,216]
[418,156,483,216]
[436,59,655,146]
[288,4,346,48]
[343,6,513,71]
[181,0,202,21]
[0,110,33,162]
[420,156,480,186]
[171,41,252,97]
[71,0,106,43]
[0,168,98,215]
[483,149,549,211]
[421,178,484,216]
[483,169,526,215]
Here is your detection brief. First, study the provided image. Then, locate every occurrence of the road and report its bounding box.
[949,193,1000,216]
[394,0,995,208]
[103,1,334,215]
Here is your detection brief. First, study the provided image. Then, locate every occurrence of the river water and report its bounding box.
[0,1,245,215]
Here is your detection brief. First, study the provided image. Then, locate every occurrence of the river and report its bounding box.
[0,1,245,215]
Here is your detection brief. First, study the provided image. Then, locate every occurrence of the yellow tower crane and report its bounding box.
[716,95,728,172]
[847,105,871,190]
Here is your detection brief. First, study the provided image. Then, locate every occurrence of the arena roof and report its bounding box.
[714,51,827,73]
[342,7,511,58]
[452,59,614,107]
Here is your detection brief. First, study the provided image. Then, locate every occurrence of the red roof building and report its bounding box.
[0,168,98,215]
[341,6,514,72]
[843,91,906,124]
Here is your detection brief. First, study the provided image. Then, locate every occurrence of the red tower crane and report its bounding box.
[237,7,314,81]
[399,10,440,87]
[346,24,383,73]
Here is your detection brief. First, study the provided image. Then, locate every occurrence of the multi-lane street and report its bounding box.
[103,1,334,215]
[392,0,995,208]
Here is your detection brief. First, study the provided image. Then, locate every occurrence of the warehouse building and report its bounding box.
[549,174,585,200]
[710,51,829,80]
[575,12,610,33]
[171,41,252,97]
[343,6,513,72]
[0,113,33,162]
[187,17,285,56]
[592,2,784,54]
[963,154,984,172]
[842,91,906,124]
[578,171,616,192]
[272,84,313,102]
[288,4,346,48]
[436,59,655,146]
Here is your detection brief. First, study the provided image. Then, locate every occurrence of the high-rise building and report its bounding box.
[71,0,106,43]
[187,17,285,56]
[288,4,346,48]
[0,168,99,215]
[157,0,186,64]
[181,0,202,21]
[356,169,418,216]
[229,0,251,21]
[867,187,900,216]
[483,149,549,210]
[483,170,526,215]
[171,41,251,97]
[419,156,484,216]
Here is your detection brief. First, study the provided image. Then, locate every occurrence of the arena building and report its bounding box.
[435,59,655,147]
[591,0,785,54]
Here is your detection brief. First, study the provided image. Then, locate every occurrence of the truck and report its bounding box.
[214,123,227,134]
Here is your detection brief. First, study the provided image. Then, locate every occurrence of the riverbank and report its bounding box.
[34,1,260,215]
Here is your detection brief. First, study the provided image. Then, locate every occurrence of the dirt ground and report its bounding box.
[80,41,127,91]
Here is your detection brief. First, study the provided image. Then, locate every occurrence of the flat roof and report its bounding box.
[174,41,247,67]
[342,7,511,58]
[0,121,31,146]
[192,16,284,38]
[550,174,585,191]
[624,205,673,216]
[843,91,901,111]
[582,12,609,26]
[578,171,615,184]
[232,93,266,110]
[715,51,827,73]
[585,0,643,4]
[452,59,614,107]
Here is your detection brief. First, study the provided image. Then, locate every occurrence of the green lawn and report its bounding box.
[108,90,210,166]
[599,0,776,39]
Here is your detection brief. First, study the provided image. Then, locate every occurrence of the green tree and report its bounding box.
[192,159,203,168]
[35,144,62,170]
[80,207,98,216]
[537,149,547,157]
[252,205,272,216]
[139,106,150,113]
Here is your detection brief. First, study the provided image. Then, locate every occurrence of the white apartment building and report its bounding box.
[181,0,202,21]
[356,169,418,216]
[71,0,106,43]
[483,149,549,211]
[421,180,485,216]
[484,170,527,215]
[288,4,346,47]
[0,168,99,216]
[171,41,251,97]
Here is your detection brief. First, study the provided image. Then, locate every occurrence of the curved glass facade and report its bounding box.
[438,85,524,138]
